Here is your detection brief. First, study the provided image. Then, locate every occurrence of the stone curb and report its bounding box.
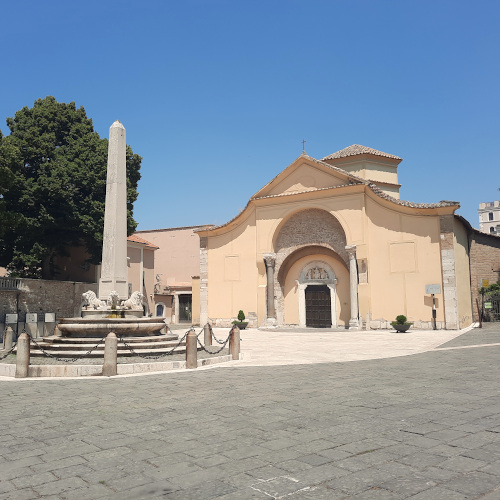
[0,354,234,379]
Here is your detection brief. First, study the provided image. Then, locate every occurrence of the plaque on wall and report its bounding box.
[5,314,18,324]
[26,313,38,324]
[45,313,56,323]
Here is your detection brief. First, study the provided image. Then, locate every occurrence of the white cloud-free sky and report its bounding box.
[1,0,499,230]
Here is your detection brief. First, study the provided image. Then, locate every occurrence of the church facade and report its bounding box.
[196,145,474,330]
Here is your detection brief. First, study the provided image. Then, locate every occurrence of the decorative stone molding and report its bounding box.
[297,260,337,328]
[199,237,208,325]
[263,253,276,268]
[439,215,459,329]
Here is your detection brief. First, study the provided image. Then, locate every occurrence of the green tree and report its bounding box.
[0,96,141,278]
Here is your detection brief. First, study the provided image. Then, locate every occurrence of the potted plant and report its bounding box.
[232,310,249,330]
[391,314,413,333]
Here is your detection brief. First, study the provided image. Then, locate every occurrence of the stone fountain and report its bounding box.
[57,121,165,338]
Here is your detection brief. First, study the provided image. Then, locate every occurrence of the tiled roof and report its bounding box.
[198,153,458,233]
[127,234,159,249]
[322,144,402,161]
[367,183,459,208]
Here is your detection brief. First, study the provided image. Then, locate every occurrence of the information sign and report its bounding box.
[44,313,56,323]
[25,313,38,324]
[485,302,492,309]
[425,284,441,294]
[5,314,18,324]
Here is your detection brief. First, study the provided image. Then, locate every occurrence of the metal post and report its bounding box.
[230,325,240,360]
[4,326,13,351]
[186,329,197,369]
[15,332,30,378]
[204,324,211,346]
[432,294,437,330]
[102,332,118,377]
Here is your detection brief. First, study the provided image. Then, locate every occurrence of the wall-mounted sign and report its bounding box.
[482,279,490,288]
[425,284,441,294]
[5,314,18,324]
[44,313,56,323]
[26,313,38,324]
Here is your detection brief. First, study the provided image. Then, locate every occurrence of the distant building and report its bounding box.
[478,201,500,235]
[134,225,211,324]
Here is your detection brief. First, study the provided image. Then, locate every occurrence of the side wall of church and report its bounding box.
[469,231,500,321]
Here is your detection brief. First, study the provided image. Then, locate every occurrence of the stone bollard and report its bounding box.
[4,326,14,351]
[15,333,31,378]
[230,325,240,361]
[54,325,62,337]
[204,324,212,347]
[186,329,197,369]
[102,332,118,377]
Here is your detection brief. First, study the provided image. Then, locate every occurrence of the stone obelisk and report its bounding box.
[98,120,129,300]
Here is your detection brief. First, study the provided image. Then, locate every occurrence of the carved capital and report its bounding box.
[263,253,276,268]
[345,245,357,259]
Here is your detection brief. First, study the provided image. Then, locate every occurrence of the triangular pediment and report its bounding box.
[251,154,362,200]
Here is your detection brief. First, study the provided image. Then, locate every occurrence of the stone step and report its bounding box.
[27,346,197,358]
[29,341,187,352]
[42,334,180,344]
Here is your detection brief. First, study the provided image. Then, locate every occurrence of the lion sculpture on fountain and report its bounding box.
[123,291,144,310]
[82,290,107,310]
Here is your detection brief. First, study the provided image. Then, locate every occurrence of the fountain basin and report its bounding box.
[57,317,166,337]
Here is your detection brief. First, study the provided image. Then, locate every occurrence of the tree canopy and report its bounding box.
[0,96,141,279]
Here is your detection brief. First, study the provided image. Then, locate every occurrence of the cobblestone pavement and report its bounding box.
[1,324,500,499]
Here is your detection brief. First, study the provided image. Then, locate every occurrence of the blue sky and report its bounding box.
[1,0,499,230]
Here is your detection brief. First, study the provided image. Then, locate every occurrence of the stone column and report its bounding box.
[346,245,359,329]
[99,120,129,300]
[263,253,277,324]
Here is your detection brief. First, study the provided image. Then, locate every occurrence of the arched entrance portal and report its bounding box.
[298,261,337,328]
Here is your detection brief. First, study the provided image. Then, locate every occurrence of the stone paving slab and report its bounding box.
[0,324,500,499]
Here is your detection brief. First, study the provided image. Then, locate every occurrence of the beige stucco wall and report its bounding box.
[206,210,258,322]
[136,226,204,286]
[323,158,400,188]
[363,196,445,326]
[126,244,155,314]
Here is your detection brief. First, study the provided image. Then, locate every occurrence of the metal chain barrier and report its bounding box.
[118,328,191,360]
[208,323,226,345]
[196,328,232,355]
[26,331,106,363]
[0,341,18,361]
